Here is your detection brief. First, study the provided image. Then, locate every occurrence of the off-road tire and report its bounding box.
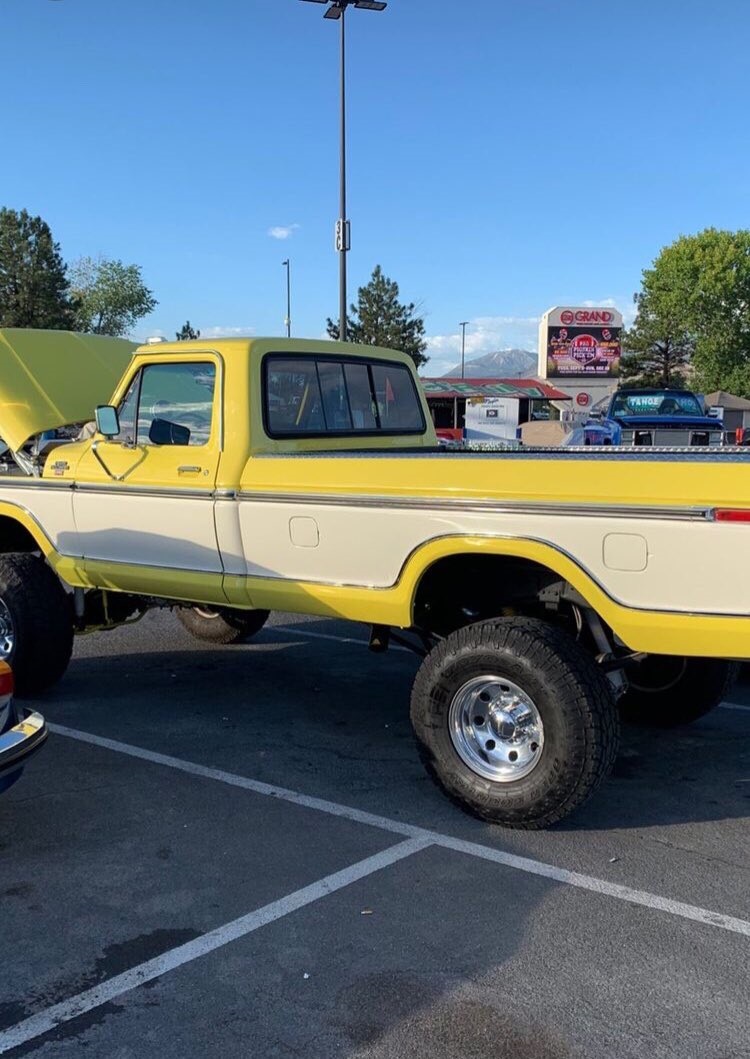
[410,617,620,829]
[619,656,740,727]
[0,553,74,696]
[176,606,270,645]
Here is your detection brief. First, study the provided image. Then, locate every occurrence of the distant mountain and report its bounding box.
[441,348,537,379]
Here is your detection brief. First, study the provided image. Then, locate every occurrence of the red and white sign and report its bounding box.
[540,306,623,380]
[576,392,591,407]
[559,309,614,326]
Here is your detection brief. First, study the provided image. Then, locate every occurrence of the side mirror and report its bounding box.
[95,405,120,439]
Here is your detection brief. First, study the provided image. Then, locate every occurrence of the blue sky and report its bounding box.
[4,0,749,374]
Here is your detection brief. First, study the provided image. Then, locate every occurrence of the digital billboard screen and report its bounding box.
[546,324,621,379]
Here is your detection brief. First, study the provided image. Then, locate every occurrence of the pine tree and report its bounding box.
[327,265,428,369]
[620,291,693,388]
[0,208,74,329]
[176,321,200,341]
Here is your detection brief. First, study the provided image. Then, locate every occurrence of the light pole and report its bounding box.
[459,321,469,378]
[282,259,292,337]
[300,0,387,342]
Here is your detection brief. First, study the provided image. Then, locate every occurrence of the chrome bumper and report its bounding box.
[0,710,47,776]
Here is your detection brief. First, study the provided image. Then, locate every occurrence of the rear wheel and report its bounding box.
[619,656,739,727]
[176,606,270,645]
[410,617,619,829]
[0,553,74,697]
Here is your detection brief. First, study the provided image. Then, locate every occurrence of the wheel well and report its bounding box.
[0,516,41,553]
[413,553,564,635]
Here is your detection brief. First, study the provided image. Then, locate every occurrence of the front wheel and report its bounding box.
[0,553,74,697]
[410,618,619,829]
[176,606,270,645]
[619,656,739,727]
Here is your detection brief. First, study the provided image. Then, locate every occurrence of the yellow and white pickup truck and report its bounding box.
[0,328,748,828]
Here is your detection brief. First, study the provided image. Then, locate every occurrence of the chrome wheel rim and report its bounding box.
[0,598,15,661]
[193,607,221,620]
[448,675,544,783]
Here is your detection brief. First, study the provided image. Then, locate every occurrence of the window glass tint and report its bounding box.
[136,362,216,447]
[318,361,353,431]
[266,359,325,434]
[344,363,377,430]
[370,363,424,431]
[117,372,141,444]
[264,356,424,436]
[611,391,703,417]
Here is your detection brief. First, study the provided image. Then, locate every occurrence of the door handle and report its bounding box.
[178,465,202,474]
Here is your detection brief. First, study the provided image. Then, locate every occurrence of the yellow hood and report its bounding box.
[0,329,136,450]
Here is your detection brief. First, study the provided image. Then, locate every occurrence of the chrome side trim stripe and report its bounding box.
[0,478,73,490]
[236,490,714,522]
[75,483,214,500]
[0,480,723,520]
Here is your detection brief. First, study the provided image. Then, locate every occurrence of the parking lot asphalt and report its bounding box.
[1,610,748,1058]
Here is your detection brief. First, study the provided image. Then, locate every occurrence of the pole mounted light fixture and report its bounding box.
[300,0,387,341]
[302,0,387,20]
[460,322,469,379]
[282,259,292,338]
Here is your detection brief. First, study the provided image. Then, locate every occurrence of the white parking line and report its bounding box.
[0,837,429,1055]
[49,724,750,939]
[719,701,750,713]
[269,626,749,713]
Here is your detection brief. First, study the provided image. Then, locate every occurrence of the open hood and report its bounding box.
[0,329,136,451]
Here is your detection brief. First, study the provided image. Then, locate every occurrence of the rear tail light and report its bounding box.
[0,662,14,698]
[714,509,750,523]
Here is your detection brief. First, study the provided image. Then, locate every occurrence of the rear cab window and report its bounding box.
[263,354,425,438]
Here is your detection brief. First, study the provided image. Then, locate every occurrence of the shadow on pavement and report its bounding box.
[29,614,750,835]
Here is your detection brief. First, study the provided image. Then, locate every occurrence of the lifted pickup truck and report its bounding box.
[0,329,747,828]
[580,388,724,447]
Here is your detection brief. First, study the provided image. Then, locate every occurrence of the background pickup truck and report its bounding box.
[579,387,725,447]
[0,329,747,829]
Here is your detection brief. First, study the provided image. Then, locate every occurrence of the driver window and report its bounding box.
[136,362,216,447]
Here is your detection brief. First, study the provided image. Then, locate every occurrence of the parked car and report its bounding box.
[0,661,47,794]
[580,388,724,446]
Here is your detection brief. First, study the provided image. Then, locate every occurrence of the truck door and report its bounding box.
[72,356,225,600]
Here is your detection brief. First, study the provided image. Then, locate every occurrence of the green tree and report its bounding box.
[70,256,157,337]
[176,320,200,341]
[631,228,750,396]
[620,291,693,388]
[327,265,428,368]
[0,207,74,329]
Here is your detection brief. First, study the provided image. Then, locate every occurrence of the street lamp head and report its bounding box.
[299,0,387,18]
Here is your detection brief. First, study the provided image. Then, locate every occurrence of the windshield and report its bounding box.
[611,392,703,418]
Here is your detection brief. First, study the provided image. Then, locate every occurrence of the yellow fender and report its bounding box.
[402,535,749,660]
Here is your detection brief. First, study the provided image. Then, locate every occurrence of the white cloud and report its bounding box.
[267,224,300,240]
[132,325,256,343]
[199,326,256,339]
[581,296,636,326]
[425,315,539,375]
[424,298,634,375]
